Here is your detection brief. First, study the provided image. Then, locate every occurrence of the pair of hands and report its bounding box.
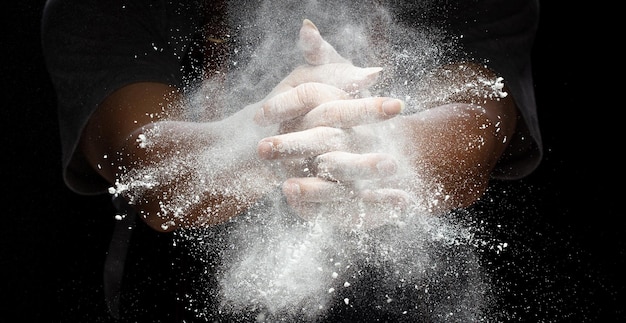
[94,18,512,233]
[252,20,412,228]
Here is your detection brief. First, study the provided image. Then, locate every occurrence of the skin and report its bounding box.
[80,19,517,232]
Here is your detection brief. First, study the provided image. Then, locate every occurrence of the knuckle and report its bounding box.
[295,83,319,109]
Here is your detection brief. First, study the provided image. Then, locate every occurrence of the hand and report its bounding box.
[255,20,412,229]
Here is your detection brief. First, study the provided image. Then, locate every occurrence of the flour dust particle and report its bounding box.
[109,0,524,321]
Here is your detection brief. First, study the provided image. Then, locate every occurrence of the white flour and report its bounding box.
[109,0,513,321]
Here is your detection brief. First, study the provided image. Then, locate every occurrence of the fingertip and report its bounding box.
[365,67,384,74]
[257,140,275,159]
[302,19,318,31]
[360,67,384,85]
[376,158,398,176]
[282,179,303,207]
[381,99,405,116]
[300,19,320,42]
[299,19,322,58]
[282,179,301,197]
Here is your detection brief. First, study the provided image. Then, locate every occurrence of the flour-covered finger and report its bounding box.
[314,152,398,181]
[301,97,405,128]
[266,63,382,107]
[299,19,349,65]
[283,64,382,93]
[255,82,348,126]
[257,127,348,160]
[282,177,355,203]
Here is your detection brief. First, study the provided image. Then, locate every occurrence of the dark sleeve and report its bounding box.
[42,0,187,194]
[448,0,543,179]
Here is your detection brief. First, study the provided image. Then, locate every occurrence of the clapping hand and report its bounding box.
[255,20,412,229]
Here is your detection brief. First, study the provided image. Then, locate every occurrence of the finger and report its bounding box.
[314,152,398,181]
[300,97,405,129]
[303,64,382,92]
[272,64,382,96]
[282,177,355,203]
[299,19,349,65]
[254,82,348,126]
[257,127,348,160]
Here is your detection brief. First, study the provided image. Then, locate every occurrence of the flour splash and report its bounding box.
[109,0,513,321]
[176,194,494,322]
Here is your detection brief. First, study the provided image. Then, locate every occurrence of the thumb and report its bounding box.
[298,19,349,65]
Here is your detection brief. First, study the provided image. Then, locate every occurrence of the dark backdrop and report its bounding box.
[2,1,623,322]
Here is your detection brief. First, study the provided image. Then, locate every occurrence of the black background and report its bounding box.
[2,1,623,322]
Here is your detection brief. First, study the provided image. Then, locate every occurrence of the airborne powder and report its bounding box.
[109,0,513,321]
